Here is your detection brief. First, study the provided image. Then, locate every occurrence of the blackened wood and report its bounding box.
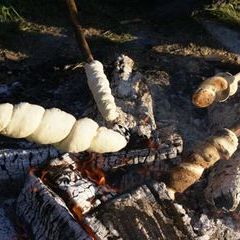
[43,154,117,215]
[16,174,240,240]
[16,175,91,240]
[204,150,240,211]
[85,181,196,240]
[0,147,59,193]
[76,132,183,171]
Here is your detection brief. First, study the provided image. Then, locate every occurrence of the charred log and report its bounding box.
[17,170,197,240]
[85,181,196,240]
[76,131,183,171]
[86,181,240,240]
[204,150,240,211]
[112,55,156,138]
[16,174,91,240]
[42,154,117,215]
[16,167,240,240]
[0,147,59,194]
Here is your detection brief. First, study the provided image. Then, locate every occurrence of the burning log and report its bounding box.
[16,174,91,240]
[41,153,117,216]
[204,150,240,211]
[16,153,240,239]
[192,72,240,108]
[165,126,238,199]
[17,166,197,240]
[76,131,183,171]
[0,146,59,193]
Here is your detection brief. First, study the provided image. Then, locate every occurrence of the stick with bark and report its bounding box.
[65,0,119,123]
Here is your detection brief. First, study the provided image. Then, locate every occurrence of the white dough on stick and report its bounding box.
[89,127,127,153]
[0,103,13,131]
[1,102,45,138]
[27,108,76,144]
[55,118,98,153]
[85,60,118,122]
[0,102,128,153]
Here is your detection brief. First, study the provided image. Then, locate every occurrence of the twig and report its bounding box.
[65,0,94,63]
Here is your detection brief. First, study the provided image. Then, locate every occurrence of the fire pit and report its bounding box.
[1,1,240,239]
[0,54,238,239]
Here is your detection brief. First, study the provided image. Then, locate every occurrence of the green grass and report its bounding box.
[0,0,66,26]
[0,4,23,22]
[0,0,67,46]
[197,1,240,29]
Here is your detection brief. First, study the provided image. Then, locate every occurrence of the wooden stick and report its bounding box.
[65,0,94,63]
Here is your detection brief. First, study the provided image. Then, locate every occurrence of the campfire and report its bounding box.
[6,53,240,239]
[1,0,240,239]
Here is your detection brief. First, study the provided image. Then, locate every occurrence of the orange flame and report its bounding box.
[73,152,107,186]
[71,204,96,240]
[71,204,83,222]
[84,168,106,186]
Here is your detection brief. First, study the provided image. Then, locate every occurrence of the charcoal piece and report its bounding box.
[0,147,59,193]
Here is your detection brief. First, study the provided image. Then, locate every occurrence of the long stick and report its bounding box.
[65,0,94,63]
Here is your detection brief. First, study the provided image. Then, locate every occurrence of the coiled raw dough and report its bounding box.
[85,60,118,122]
[0,102,127,153]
